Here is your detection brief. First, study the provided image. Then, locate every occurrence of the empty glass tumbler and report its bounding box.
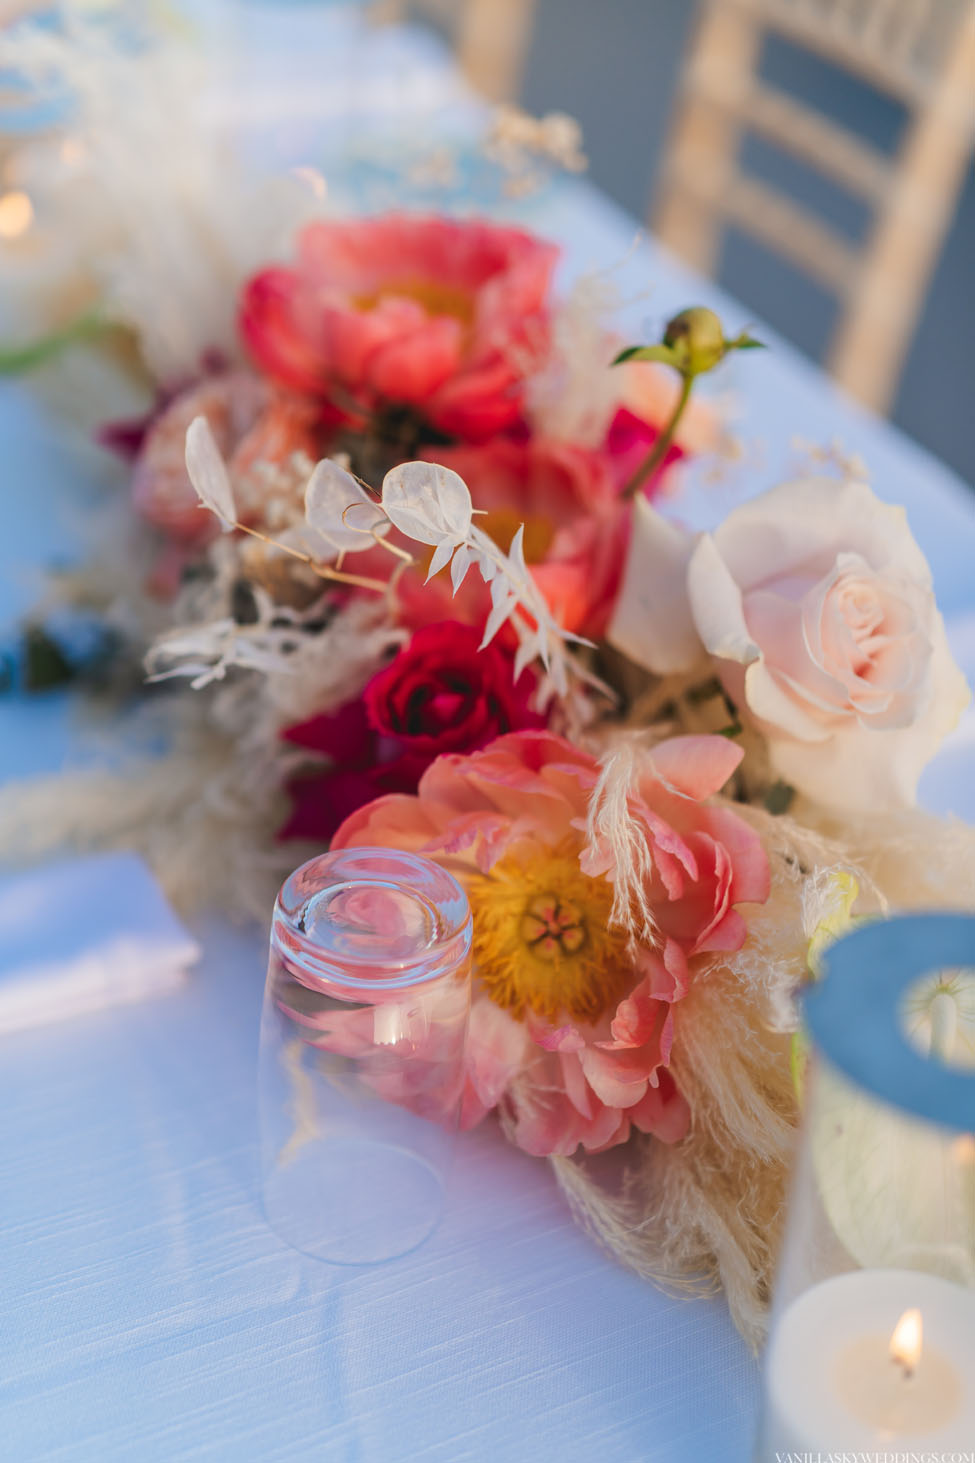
[259,847,472,1264]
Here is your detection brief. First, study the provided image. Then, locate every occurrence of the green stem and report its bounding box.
[621,371,693,501]
[0,308,108,376]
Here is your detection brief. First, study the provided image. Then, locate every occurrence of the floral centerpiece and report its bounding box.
[2,13,973,1348]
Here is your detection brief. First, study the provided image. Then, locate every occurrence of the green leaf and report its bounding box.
[0,308,107,377]
[764,779,795,815]
[611,343,681,369]
[717,721,743,739]
[789,1029,808,1101]
[23,625,75,692]
[729,333,766,351]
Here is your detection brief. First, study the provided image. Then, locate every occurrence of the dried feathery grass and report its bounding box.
[523,270,627,448]
[550,819,822,1348]
[0,592,406,919]
[0,15,318,380]
[583,737,660,942]
[0,728,301,922]
[808,804,975,914]
[551,799,975,1346]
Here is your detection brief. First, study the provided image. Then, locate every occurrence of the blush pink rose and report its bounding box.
[240,213,558,443]
[332,730,769,1157]
[610,478,970,812]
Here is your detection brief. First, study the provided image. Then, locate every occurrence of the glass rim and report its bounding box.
[271,846,472,991]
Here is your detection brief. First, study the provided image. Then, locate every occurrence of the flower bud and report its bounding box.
[663,307,726,376]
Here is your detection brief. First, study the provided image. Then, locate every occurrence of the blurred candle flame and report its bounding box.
[952,1133,975,1162]
[890,1308,923,1375]
[0,190,34,240]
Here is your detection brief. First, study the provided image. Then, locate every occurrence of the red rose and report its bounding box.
[363,621,541,752]
[279,623,545,841]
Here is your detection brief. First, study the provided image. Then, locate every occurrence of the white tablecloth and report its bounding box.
[2,11,974,1462]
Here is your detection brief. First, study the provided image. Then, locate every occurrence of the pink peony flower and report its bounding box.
[332,730,769,1157]
[239,214,558,442]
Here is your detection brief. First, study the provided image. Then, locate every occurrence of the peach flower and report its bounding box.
[240,214,558,442]
[610,478,970,812]
[332,730,769,1157]
[132,373,321,543]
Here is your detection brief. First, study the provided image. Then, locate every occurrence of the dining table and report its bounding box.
[1,7,974,1461]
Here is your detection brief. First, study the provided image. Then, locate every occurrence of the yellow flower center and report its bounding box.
[355,279,476,331]
[478,506,555,564]
[465,842,631,1024]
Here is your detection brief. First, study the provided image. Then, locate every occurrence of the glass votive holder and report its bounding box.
[258,846,472,1265]
[757,912,975,1458]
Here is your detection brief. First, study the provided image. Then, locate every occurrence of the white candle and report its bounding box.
[759,1269,975,1456]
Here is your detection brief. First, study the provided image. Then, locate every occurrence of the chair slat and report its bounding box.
[709,78,893,201]
[828,6,975,408]
[654,0,973,413]
[719,174,861,294]
[733,0,934,102]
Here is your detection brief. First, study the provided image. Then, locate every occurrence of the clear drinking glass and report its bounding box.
[259,847,472,1264]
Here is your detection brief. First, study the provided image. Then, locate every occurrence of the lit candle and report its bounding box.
[759,1268,975,1456]
[810,975,975,1285]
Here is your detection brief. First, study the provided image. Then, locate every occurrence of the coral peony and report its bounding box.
[240,214,558,442]
[422,428,646,638]
[332,730,769,1156]
[280,623,544,841]
[343,409,685,639]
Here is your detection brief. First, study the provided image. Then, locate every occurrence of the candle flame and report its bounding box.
[953,1133,975,1163]
[0,190,34,240]
[889,1308,923,1375]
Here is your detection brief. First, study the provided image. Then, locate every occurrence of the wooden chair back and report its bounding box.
[653,0,975,412]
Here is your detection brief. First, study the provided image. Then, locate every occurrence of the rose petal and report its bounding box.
[686,533,760,666]
[607,498,702,673]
